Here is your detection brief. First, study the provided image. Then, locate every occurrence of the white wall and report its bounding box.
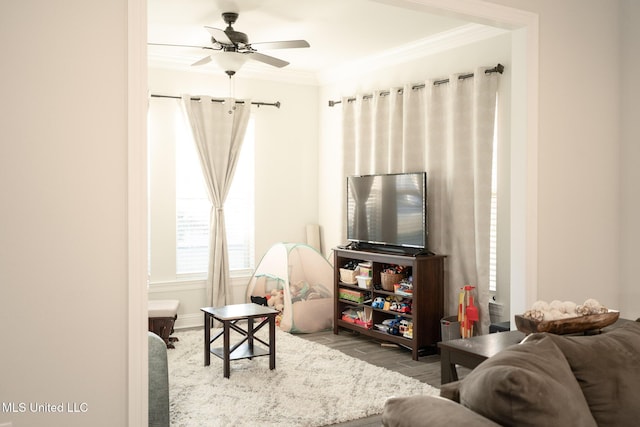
[147,68,320,326]
[0,1,129,426]
[484,0,636,317]
[619,0,640,319]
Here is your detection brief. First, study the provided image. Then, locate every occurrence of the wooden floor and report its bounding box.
[297,327,470,427]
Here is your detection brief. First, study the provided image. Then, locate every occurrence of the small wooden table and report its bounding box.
[201,303,278,378]
[438,330,525,384]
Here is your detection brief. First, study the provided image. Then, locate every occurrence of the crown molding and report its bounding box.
[316,23,507,85]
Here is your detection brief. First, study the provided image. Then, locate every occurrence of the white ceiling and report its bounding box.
[147,0,505,84]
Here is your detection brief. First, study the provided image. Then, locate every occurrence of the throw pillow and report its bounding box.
[459,334,597,427]
[542,322,640,427]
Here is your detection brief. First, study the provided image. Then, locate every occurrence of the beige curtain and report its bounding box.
[181,96,251,308]
[425,69,499,335]
[341,67,499,334]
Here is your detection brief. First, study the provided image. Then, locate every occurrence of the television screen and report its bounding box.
[347,172,427,249]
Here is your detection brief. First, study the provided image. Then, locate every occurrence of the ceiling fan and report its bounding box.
[149,12,310,76]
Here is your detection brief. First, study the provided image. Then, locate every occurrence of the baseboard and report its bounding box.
[175,313,202,330]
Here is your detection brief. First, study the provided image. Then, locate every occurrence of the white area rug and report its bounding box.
[167,327,439,426]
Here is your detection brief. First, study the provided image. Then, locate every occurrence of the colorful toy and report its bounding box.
[403,321,413,339]
[372,297,385,309]
[268,289,285,312]
[399,319,410,335]
[384,316,407,336]
[397,301,412,314]
[458,285,478,338]
[384,297,412,314]
[394,281,413,296]
[382,264,409,275]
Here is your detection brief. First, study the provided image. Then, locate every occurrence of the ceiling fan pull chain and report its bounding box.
[228,72,235,98]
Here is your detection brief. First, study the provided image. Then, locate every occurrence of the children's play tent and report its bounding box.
[245,242,334,333]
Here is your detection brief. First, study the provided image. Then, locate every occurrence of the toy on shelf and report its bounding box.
[399,319,410,336]
[394,280,413,297]
[402,320,413,338]
[381,315,412,336]
[389,299,412,314]
[380,264,410,291]
[339,287,369,303]
[458,285,479,338]
[371,297,385,309]
[341,307,372,329]
[383,317,401,335]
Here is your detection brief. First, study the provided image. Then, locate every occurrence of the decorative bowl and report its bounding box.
[514,310,619,335]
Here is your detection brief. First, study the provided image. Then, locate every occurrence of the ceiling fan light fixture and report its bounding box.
[214,50,247,74]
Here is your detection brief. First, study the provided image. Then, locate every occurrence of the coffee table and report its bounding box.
[201,303,279,378]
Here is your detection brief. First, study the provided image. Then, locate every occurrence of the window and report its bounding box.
[175,113,210,275]
[148,98,255,283]
[224,121,255,271]
[175,115,255,276]
[489,101,498,292]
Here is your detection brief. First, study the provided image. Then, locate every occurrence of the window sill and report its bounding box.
[148,271,253,293]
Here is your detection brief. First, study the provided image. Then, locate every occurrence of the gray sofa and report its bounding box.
[383,321,640,427]
[148,332,170,427]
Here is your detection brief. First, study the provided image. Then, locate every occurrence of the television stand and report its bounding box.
[333,247,445,360]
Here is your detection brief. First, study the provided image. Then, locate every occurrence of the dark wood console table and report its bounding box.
[438,330,524,384]
[438,317,635,384]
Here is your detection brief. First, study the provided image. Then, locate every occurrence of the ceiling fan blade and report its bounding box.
[148,42,217,51]
[249,40,310,50]
[204,26,233,45]
[245,51,289,68]
[191,56,213,66]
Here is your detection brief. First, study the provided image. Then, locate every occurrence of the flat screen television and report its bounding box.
[346,172,427,252]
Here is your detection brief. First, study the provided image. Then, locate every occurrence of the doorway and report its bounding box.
[128,0,539,423]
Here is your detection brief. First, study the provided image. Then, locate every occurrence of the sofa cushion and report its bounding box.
[459,334,597,427]
[382,395,501,427]
[540,322,640,427]
[439,380,461,402]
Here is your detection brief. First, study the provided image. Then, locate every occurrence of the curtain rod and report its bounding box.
[150,94,281,109]
[327,63,504,107]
